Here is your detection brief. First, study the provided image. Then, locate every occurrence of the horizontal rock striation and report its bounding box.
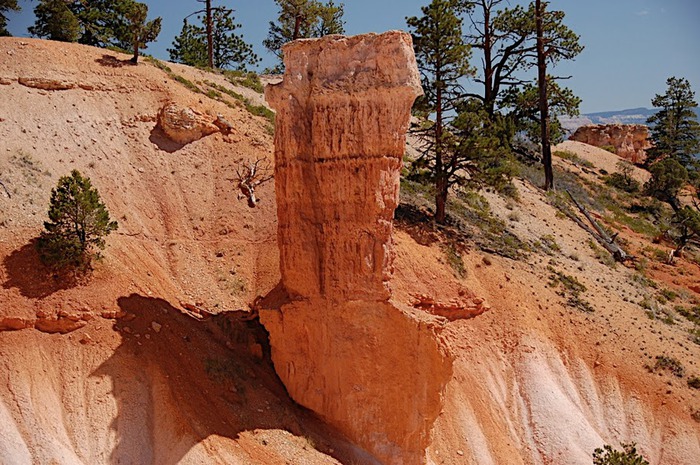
[260,32,452,465]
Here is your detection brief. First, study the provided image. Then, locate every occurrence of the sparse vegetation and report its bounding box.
[553,149,594,169]
[588,239,616,268]
[688,376,700,389]
[224,69,264,93]
[443,244,466,278]
[36,170,118,273]
[604,160,640,193]
[592,443,649,465]
[653,354,685,378]
[547,266,594,312]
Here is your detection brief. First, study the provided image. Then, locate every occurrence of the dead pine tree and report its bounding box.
[232,157,273,208]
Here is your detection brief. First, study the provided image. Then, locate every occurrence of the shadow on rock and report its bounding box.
[2,239,79,299]
[92,294,363,464]
[149,126,184,153]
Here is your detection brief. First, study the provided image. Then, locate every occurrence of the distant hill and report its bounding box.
[559,107,700,134]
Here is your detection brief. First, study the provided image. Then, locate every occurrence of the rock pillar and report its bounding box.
[260,32,452,465]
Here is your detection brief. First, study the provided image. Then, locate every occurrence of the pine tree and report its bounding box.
[264,0,345,71]
[29,0,80,42]
[169,8,259,70]
[0,0,19,36]
[645,77,700,170]
[37,170,118,272]
[407,0,473,224]
[119,1,161,63]
[314,0,344,36]
[592,443,649,465]
[169,19,208,68]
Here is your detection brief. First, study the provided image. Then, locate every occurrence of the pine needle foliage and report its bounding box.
[37,170,118,272]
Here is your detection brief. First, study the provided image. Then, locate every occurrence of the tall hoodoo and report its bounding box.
[265,31,422,302]
[261,32,452,465]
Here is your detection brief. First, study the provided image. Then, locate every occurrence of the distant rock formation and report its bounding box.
[259,31,452,465]
[569,124,651,164]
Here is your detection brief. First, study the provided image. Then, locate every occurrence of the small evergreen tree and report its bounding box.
[29,0,80,42]
[592,443,649,465]
[645,77,700,170]
[169,8,259,70]
[37,170,118,272]
[264,0,345,71]
[118,0,161,63]
[644,157,688,211]
[0,0,19,36]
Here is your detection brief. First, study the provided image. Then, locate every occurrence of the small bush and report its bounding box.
[654,354,685,378]
[223,69,265,93]
[688,376,700,389]
[36,170,118,272]
[605,173,640,193]
[600,145,617,154]
[592,443,649,465]
[553,150,594,168]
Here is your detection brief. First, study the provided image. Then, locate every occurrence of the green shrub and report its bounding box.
[593,443,649,465]
[605,173,640,193]
[36,170,117,272]
[654,354,685,378]
[600,145,617,154]
[688,376,700,389]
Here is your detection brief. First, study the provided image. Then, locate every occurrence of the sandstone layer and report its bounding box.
[569,124,651,164]
[260,32,452,465]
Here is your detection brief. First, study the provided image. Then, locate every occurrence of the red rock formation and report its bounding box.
[569,124,651,164]
[260,32,452,465]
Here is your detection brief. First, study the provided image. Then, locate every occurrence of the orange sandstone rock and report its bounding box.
[260,32,452,465]
[569,124,651,164]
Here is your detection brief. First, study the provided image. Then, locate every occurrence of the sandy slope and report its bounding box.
[0,38,699,464]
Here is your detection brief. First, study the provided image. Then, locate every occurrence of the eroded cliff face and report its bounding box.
[569,124,651,164]
[260,32,452,465]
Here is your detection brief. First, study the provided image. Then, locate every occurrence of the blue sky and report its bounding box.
[5,0,700,113]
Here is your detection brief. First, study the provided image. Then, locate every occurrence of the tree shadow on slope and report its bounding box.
[95,54,134,68]
[148,126,185,153]
[2,239,79,298]
[93,293,372,464]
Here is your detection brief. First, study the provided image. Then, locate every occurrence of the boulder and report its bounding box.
[156,102,219,145]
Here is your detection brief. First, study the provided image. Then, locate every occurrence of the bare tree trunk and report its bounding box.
[434,67,447,224]
[566,190,629,262]
[293,14,302,39]
[536,0,553,190]
[131,30,139,63]
[483,2,494,118]
[206,0,213,68]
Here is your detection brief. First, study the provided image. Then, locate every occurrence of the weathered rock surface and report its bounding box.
[18,76,76,90]
[569,124,651,164]
[260,31,452,465]
[156,102,219,145]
